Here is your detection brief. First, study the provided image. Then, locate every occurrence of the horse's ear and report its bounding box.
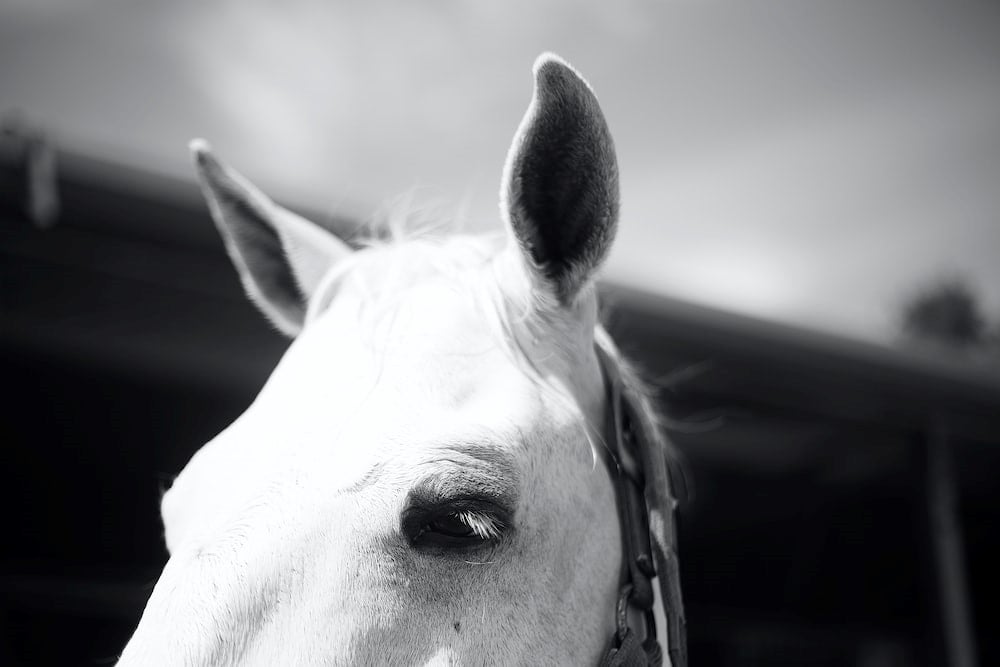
[190,140,352,337]
[501,54,619,305]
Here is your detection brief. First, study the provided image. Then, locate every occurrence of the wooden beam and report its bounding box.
[923,415,978,667]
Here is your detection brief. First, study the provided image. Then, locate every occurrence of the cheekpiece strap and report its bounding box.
[595,342,687,667]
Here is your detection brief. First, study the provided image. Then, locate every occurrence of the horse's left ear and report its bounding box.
[501,53,619,305]
[190,140,352,337]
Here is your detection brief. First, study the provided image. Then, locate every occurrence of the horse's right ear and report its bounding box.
[190,140,352,337]
[501,54,619,306]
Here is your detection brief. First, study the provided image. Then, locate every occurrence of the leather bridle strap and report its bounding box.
[595,345,688,667]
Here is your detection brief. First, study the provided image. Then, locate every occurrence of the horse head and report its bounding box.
[119,53,681,666]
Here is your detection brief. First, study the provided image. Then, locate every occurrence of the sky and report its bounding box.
[2,0,999,345]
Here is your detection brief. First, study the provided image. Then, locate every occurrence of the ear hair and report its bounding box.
[190,140,352,337]
[501,53,619,306]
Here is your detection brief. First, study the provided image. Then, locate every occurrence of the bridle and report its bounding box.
[596,345,687,667]
[596,345,688,667]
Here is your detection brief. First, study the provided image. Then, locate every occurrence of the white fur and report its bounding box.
[120,239,624,665]
[120,54,672,666]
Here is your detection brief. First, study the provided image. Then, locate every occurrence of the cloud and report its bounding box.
[3,0,999,342]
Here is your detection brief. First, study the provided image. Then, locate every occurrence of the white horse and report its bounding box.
[119,53,684,666]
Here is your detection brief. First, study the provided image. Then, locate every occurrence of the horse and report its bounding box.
[118,53,686,666]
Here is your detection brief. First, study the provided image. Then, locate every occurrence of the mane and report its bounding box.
[305,196,543,344]
[308,203,684,501]
[594,326,688,505]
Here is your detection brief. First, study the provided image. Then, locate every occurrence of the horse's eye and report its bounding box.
[402,502,508,550]
[427,513,478,539]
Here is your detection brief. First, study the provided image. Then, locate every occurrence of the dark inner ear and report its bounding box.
[226,193,307,314]
[201,160,307,327]
[191,142,353,337]
[507,58,619,302]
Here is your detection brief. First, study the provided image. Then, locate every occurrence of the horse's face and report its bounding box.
[145,252,619,665]
[121,54,626,665]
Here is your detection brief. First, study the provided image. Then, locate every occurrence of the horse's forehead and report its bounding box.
[165,280,555,518]
[256,290,545,467]
[286,279,523,407]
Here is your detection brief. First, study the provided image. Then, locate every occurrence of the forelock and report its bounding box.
[300,206,676,485]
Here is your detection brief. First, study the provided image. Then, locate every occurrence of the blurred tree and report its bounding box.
[901,278,987,348]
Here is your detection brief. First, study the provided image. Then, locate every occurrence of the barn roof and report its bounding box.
[4,146,1000,441]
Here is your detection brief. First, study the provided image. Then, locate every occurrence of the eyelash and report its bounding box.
[451,510,504,541]
[402,499,510,549]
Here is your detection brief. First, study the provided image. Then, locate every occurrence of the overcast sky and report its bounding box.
[3,0,999,345]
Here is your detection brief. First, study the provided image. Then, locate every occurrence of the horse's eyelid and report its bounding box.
[403,494,513,531]
[412,496,511,520]
[407,475,517,512]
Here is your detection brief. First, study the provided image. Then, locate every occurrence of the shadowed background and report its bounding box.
[2,2,999,666]
[3,0,1000,341]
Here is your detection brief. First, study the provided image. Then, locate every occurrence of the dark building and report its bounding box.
[3,148,998,666]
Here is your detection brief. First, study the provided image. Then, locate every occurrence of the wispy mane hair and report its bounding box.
[307,204,682,497]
